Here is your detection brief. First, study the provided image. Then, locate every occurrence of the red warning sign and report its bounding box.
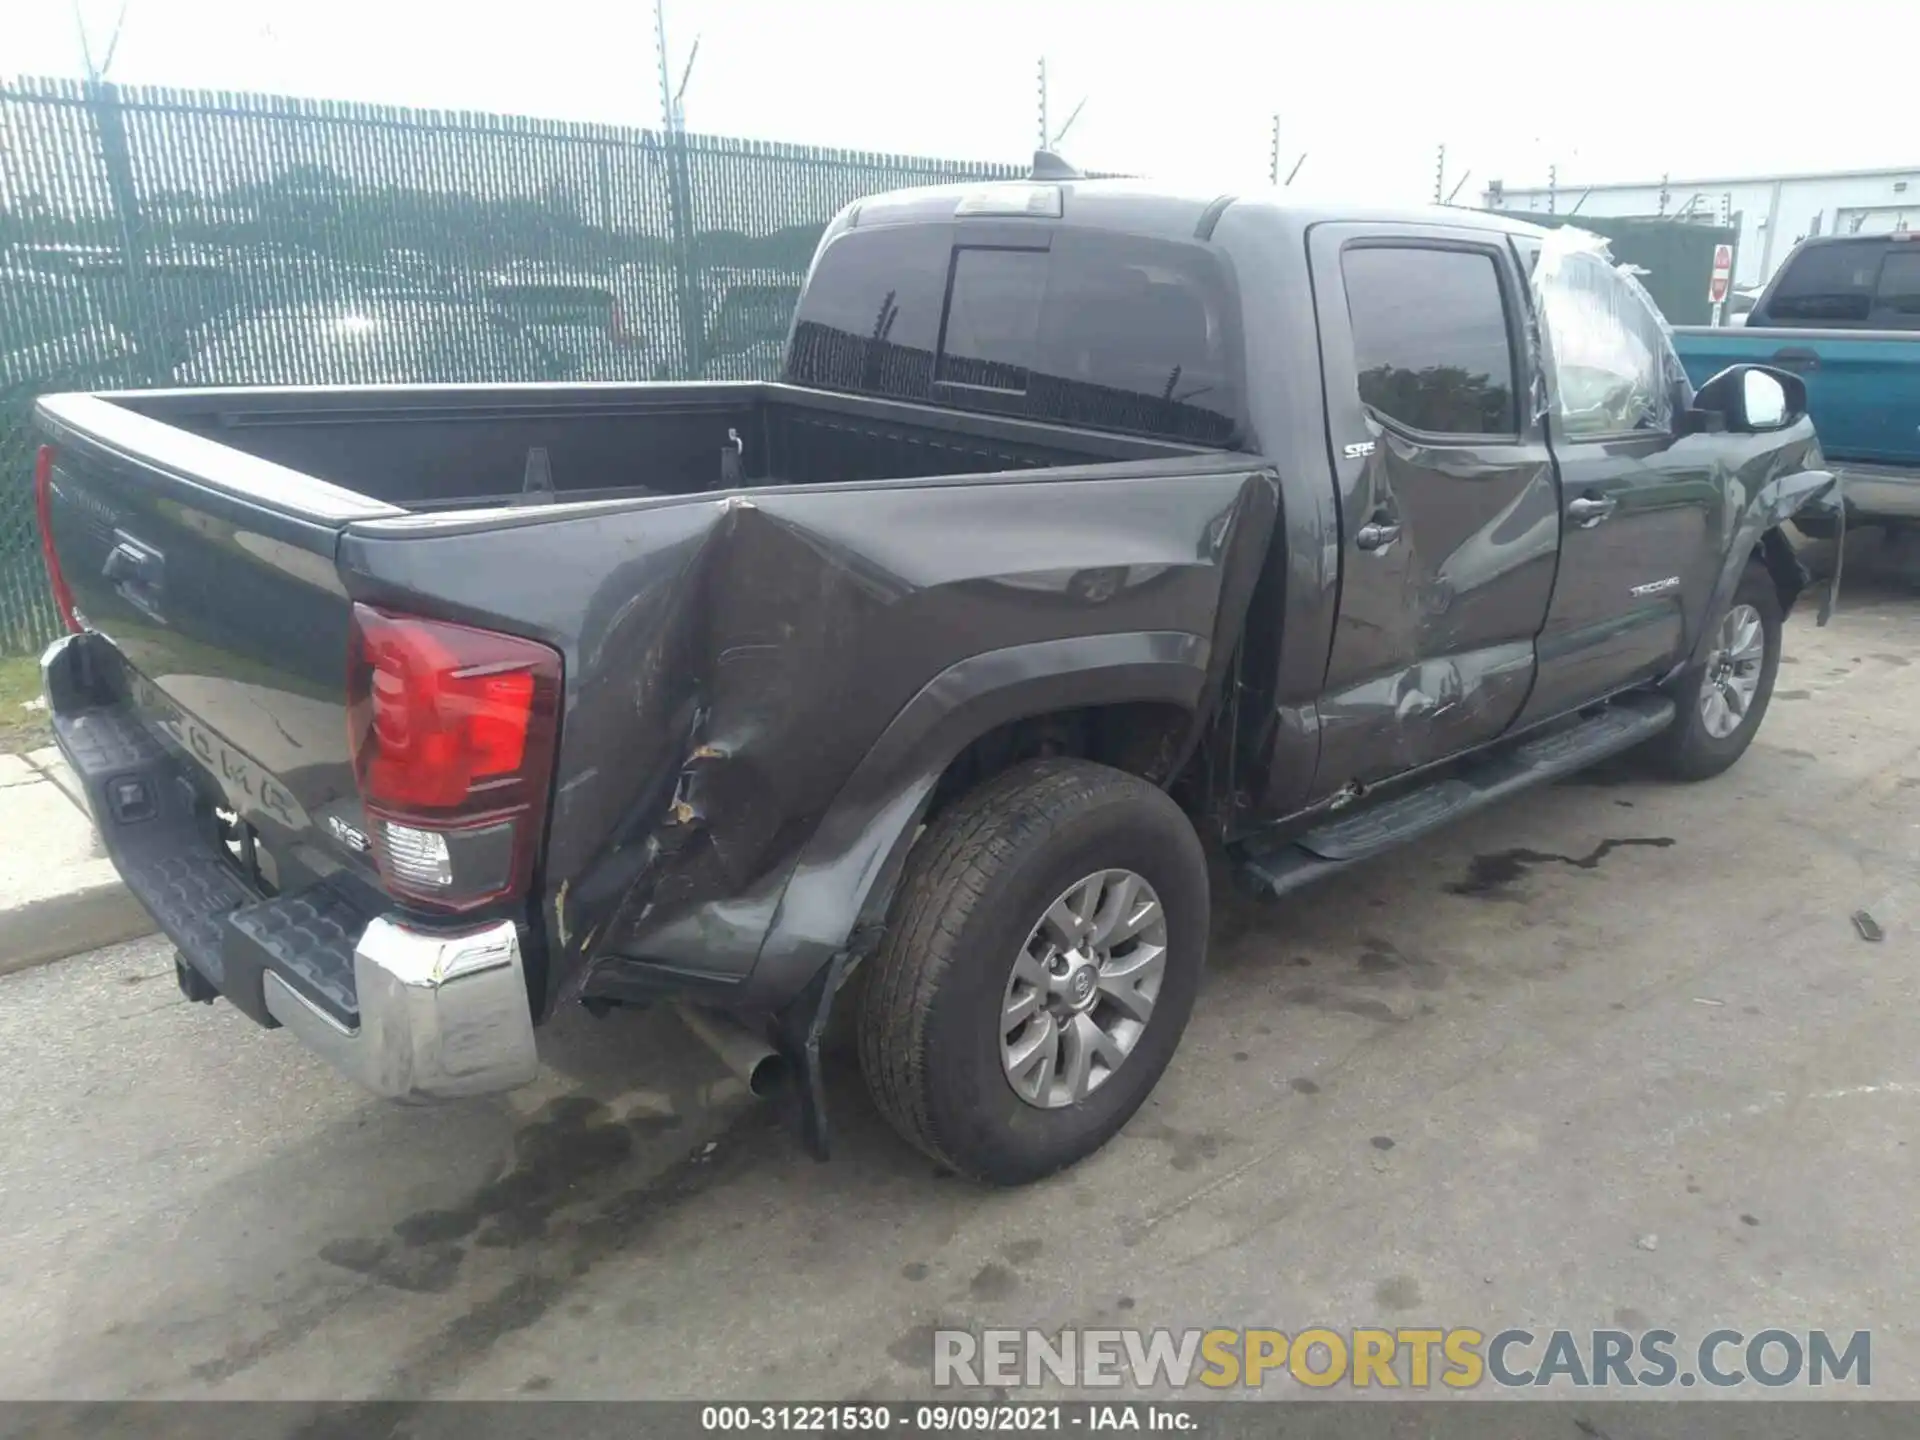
[1709,243,1734,304]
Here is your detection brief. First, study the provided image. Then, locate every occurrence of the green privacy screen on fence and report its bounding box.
[0,76,1025,654]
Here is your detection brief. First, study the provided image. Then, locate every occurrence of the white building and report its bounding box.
[1486,166,1920,291]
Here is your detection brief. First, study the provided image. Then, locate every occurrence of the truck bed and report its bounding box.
[98,381,1188,514]
[35,375,1268,1026]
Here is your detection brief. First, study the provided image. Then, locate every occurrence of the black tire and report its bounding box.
[857,758,1209,1185]
[1645,562,1783,781]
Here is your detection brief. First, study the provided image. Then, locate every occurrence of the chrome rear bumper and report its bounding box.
[262,916,539,1102]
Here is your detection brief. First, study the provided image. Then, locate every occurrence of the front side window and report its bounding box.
[1536,248,1677,438]
[1341,246,1517,437]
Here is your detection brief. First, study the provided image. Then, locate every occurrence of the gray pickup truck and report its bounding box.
[35,177,1836,1184]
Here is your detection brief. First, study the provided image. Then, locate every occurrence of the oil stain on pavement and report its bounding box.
[188,1096,783,1397]
[1446,837,1676,900]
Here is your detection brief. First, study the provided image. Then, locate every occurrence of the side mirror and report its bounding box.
[1741,370,1788,429]
[1685,363,1807,435]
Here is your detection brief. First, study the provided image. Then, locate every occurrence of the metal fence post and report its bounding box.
[664,128,704,378]
[85,81,166,384]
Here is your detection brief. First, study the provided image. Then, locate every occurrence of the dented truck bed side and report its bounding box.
[339,454,1281,1015]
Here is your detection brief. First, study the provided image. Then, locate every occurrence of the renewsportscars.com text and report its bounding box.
[933,1327,1871,1391]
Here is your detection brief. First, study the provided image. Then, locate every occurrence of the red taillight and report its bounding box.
[34,445,81,634]
[358,620,539,810]
[347,605,561,910]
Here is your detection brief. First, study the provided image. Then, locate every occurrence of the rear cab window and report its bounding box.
[786,220,1242,445]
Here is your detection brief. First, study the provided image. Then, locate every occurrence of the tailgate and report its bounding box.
[35,393,397,894]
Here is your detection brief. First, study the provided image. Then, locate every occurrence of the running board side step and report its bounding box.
[1234,693,1676,899]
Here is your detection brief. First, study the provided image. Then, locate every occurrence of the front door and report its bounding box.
[1307,224,1560,797]
[1518,245,1724,724]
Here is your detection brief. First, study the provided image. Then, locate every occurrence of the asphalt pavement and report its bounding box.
[2,546,1916,1404]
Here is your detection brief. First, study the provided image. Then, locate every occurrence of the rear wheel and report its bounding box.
[1645,562,1783,781]
[857,759,1209,1185]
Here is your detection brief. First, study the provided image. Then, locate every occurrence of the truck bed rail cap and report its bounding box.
[34,391,405,524]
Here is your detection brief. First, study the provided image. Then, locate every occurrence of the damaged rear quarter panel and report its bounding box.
[339,462,1277,1014]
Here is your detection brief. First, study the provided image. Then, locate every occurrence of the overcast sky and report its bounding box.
[9,0,1916,203]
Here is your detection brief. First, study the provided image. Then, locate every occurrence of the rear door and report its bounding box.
[1518,246,1722,723]
[1307,223,1560,791]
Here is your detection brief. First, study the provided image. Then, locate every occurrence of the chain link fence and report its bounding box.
[1,76,1024,653]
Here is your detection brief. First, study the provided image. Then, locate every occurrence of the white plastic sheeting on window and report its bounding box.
[1533,227,1685,438]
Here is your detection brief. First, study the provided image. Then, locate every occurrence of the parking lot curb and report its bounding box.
[0,882,158,976]
[0,748,157,977]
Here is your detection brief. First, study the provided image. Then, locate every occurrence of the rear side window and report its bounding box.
[787,224,1239,445]
[1341,246,1517,436]
[1873,248,1920,319]
[1764,244,1881,323]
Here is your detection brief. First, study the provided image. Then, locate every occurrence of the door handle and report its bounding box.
[1567,495,1616,528]
[104,532,165,619]
[1355,520,1402,553]
[1771,347,1820,371]
[104,541,159,585]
